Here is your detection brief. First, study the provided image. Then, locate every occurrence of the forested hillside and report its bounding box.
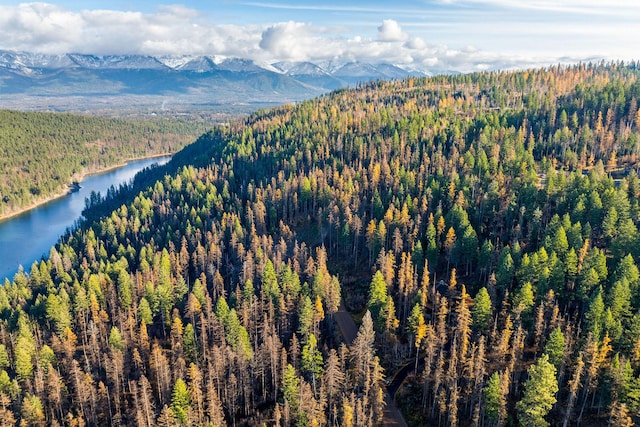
[0,110,206,218]
[2,62,640,426]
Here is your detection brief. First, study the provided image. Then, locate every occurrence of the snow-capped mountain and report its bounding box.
[0,51,75,74]
[66,54,169,70]
[272,61,331,76]
[178,57,218,72]
[0,50,431,112]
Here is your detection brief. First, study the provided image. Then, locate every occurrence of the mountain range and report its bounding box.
[0,50,430,114]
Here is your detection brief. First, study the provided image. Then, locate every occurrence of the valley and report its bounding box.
[0,51,427,114]
[0,109,206,218]
[0,156,171,281]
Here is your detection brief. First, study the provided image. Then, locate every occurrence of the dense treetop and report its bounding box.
[0,110,206,217]
[2,62,640,426]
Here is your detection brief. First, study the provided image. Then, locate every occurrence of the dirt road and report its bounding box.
[334,303,409,427]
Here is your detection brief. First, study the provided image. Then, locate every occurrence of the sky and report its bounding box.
[0,1,638,72]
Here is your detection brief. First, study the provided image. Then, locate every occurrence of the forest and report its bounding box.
[2,62,640,426]
[0,110,207,218]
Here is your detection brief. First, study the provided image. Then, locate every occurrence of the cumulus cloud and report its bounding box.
[404,37,427,50]
[259,21,316,61]
[0,3,262,57]
[0,3,84,53]
[377,19,408,42]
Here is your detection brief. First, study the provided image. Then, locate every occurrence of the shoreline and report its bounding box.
[0,152,172,223]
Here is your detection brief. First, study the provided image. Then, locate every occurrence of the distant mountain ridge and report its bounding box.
[0,50,430,112]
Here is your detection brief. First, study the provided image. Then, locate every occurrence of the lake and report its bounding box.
[0,156,171,281]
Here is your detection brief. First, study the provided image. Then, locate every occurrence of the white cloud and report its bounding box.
[377,20,408,42]
[259,21,316,61]
[0,3,263,57]
[0,3,84,52]
[0,3,632,73]
[404,37,427,50]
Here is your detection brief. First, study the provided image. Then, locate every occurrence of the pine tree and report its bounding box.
[170,378,191,425]
[367,270,390,330]
[21,394,45,427]
[282,364,300,415]
[138,297,153,325]
[301,334,323,394]
[516,354,558,427]
[543,327,565,368]
[262,259,281,302]
[472,287,492,332]
[0,345,8,371]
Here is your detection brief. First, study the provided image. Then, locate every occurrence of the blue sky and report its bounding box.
[0,1,638,72]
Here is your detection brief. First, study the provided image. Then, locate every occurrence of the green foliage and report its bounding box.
[367,270,390,330]
[484,372,504,425]
[585,287,606,339]
[183,323,197,362]
[543,327,565,368]
[15,317,35,381]
[282,364,300,412]
[516,354,559,427]
[108,326,124,351]
[170,378,191,424]
[0,109,203,217]
[496,250,514,291]
[298,296,314,337]
[44,292,72,335]
[0,345,9,370]
[38,344,56,372]
[138,297,153,325]
[21,394,44,425]
[301,333,323,381]
[513,282,535,316]
[407,303,424,337]
[472,287,492,332]
[0,369,20,399]
[614,254,640,296]
[262,259,281,302]
[215,297,230,322]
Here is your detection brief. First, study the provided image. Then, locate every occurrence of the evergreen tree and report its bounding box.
[543,327,565,368]
[484,372,505,426]
[472,287,492,332]
[301,333,323,393]
[170,378,191,425]
[516,354,558,427]
[282,364,300,414]
[367,270,390,330]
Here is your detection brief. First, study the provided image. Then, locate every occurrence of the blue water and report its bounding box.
[0,156,170,281]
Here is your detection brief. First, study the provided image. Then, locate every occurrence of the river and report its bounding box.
[0,156,171,281]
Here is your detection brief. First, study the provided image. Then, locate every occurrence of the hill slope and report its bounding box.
[0,110,205,218]
[2,63,640,426]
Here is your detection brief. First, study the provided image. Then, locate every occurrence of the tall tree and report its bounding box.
[484,371,505,427]
[516,354,558,427]
[472,287,492,332]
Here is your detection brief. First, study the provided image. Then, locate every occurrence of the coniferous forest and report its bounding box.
[0,110,206,218]
[3,63,640,426]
